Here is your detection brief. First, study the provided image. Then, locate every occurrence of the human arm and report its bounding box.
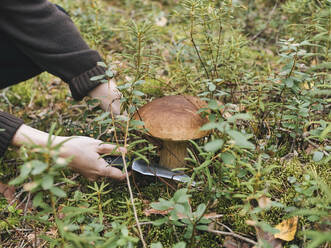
[0,112,24,157]
[0,0,103,100]
[11,124,127,181]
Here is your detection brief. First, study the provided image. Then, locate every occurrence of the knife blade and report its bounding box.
[103,155,194,185]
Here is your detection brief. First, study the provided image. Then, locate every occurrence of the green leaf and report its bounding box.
[308,62,331,72]
[133,80,145,86]
[33,192,45,208]
[194,204,206,218]
[283,78,294,88]
[97,61,107,67]
[174,242,186,248]
[227,113,252,123]
[31,161,48,175]
[194,159,212,172]
[173,188,189,203]
[50,187,66,198]
[259,222,280,235]
[130,120,144,127]
[198,218,211,224]
[90,75,105,81]
[151,199,173,211]
[201,122,219,131]
[21,162,33,177]
[196,225,209,231]
[204,139,224,152]
[105,69,114,78]
[151,242,163,248]
[208,100,219,110]
[117,83,131,90]
[132,90,145,96]
[94,112,110,122]
[61,206,95,218]
[221,152,235,165]
[208,83,216,92]
[41,175,54,190]
[174,204,185,214]
[9,175,26,185]
[313,151,324,162]
[227,130,255,149]
[152,217,168,226]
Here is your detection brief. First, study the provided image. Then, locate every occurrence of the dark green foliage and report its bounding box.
[0,0,330,247]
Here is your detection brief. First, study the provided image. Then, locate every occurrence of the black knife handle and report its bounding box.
[103,155,132,171]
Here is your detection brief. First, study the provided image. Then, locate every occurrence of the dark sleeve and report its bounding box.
[0,112,24,157]
[0,0,105,100]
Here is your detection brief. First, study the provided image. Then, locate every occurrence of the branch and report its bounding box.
[251,1,278,41]
[205,228,258,245]
[122,118,147,248]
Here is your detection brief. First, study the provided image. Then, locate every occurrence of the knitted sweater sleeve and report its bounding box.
[0,112,24,157]
[0,0,106,100]
[0,0,107,156]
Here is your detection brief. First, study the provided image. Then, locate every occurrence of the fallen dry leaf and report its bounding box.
[144,208,170,217]
[274,217,298,241]
[255,226,283,248]
[305,144,315,155]
[247,220,283,248]
[0,182,16,205]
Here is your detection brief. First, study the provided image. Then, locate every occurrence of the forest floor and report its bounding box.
[0,0,330,247]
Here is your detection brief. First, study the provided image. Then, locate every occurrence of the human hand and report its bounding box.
[59,136,127,181]
[88,78,122,115]
[12,125,128,181]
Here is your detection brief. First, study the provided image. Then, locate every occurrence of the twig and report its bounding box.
[214,20,223,78]
[23,192,31,223]
[251,1,278,41]
[305,138,330,156]
[190,5,210,79]
[122,120,147,248]
[214,220,233,233]
[16,194,28,210]
[9,189,25,207]
[205,228,257,245]
[0,228,33,234]
[54,174,79,186]
[132,221,153,227]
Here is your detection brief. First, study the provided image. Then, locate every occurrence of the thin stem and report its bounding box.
[122,119,147,248]
[190,6,210,79]
[136,32,142,80]
[214,20,223,78]
[206,229,258,245]
[278,53,298,127]
[202,18,215,80]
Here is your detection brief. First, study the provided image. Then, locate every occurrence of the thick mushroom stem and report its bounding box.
[160,140,187,169]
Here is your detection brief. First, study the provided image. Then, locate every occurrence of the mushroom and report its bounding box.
[134,95,210,169]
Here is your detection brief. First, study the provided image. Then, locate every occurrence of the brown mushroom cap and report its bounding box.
[134,95,209,141]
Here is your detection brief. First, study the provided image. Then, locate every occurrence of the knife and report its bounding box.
[103,155,194,185]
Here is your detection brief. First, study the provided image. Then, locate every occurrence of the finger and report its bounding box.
[97,143,127,154]
[85,175,98,182]
[99,165,127,181]
[78,170,98,181]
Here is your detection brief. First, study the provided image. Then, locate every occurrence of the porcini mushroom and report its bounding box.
[134,95,210,169]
